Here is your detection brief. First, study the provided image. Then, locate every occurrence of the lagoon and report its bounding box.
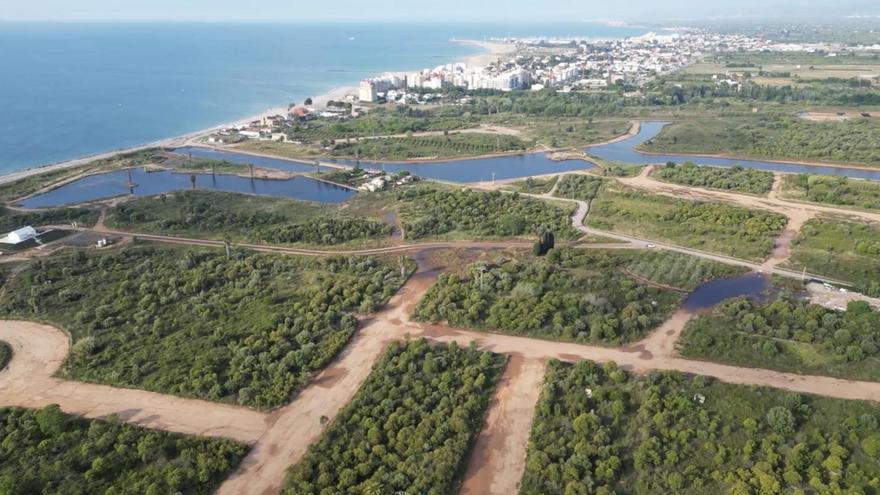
[17,168,354,209]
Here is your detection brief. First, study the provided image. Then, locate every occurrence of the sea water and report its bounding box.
[0,22,648,174]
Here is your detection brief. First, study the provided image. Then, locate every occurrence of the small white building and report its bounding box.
[0,226,37,244]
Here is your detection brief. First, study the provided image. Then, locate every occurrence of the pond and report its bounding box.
[587,121,880,181]
[18,168,355,209]
[682,273,770,311]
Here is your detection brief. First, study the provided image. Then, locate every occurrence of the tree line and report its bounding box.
[0,405,246,495]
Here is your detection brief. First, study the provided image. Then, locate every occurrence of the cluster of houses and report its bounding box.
[355,170,418,192]
[354,30,783,101]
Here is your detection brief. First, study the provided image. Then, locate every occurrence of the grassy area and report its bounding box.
[413,248,732,345]
[0,405,246,494]
[0,245,413,409]
[654,162,775,195]
[685,51,880,80]
[284,339,504,494]
[396,185,579,241]
[586,182,788,261]
[679,296,880,382]
[640,116,880,167]
[106,190,392,247]
[521,359,880,494]
[785,216,880,295]
[508,176,558,194]
[0,341,10,372]
[780,174,880,211]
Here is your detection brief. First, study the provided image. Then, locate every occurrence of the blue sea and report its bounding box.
[0,22,648,175]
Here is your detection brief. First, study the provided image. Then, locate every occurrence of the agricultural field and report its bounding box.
[413,248,739,345]
[0,405,246,494]
[284,339,505,495]
[640,116,880,167]
[785,216,880,296]
[654,162,775,195]
[780,174,880,211]
[396,186,578,241]
[106,191,392,247]
[585,182,787,261]
[521,359,880,494]
[326,133,532,161]
[0,246,414,409]
[679,297,880,381]
[508,117,630,148]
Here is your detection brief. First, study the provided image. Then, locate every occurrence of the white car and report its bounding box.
[646,243,656,248]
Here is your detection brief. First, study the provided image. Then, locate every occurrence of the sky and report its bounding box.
[1,0,878,23]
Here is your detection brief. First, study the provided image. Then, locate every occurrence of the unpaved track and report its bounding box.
[215,267,438,495]
[0,321,268,444]
[412,317,880,403]
[460,356,546,495]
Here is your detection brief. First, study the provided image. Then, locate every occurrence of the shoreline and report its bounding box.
[0,39,512,186]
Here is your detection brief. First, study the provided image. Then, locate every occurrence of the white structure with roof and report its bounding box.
[0,226,37,244]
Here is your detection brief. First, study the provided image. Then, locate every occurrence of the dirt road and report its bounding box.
[0,321,268,444]
[215,264,438,495]
[459,356,546,495]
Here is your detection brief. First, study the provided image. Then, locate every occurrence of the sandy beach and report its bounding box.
[0,39,507,186]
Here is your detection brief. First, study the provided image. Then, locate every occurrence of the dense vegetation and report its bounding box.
[284,339,505,495]
[0,206,98,232]
[0,405,246,495]
[414,249,687,345]
[0,246,413,409]
[397,186,577,240]
[0,341,10,372]
[781,174,880,211]
[108,191,391,246]
[655,162,775,195]
[586,183,788,260]
[553,174,606,201]
[522,359,880,494]
[786,217,880,296]
[327,133,531,160]
[642,117,880,167]
[680,297,880,381]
